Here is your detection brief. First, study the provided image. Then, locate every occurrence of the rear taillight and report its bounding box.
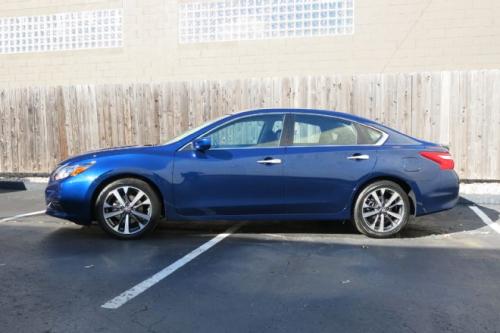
[419,151,454,170]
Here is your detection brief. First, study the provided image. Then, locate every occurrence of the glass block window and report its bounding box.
[0,9,123,54]
[179,0,354,43]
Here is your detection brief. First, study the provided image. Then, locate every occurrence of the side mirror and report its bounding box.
[193,137,211,152]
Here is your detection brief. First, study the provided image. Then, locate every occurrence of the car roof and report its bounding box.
[232,108,377,125]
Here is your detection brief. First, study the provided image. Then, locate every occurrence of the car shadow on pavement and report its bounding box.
[155,201,498,239]
[399,201,498,238]
[39,200,498,243]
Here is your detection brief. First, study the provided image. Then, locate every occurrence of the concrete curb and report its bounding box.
[459,194,500,205]
[0,180,27,191]
[0,177,47,192]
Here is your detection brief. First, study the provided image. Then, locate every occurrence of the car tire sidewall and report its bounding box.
[353,181,410,238]
[95,178,161,240]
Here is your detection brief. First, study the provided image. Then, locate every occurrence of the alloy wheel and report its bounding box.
[361,187,405,233]
[102,186,152,235]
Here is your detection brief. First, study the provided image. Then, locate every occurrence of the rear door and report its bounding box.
[283,113,383,214]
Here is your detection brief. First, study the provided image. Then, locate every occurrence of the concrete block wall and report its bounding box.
[0,0,500,86]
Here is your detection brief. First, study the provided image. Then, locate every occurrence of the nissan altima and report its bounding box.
[45,108,459,239]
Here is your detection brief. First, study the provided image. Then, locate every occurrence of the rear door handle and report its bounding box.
[257,158,282,165]
[347,154,370,160]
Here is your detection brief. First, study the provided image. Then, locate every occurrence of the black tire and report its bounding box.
[353,180,411,238]
[95,178,161,239]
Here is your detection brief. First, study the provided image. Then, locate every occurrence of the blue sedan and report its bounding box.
[45,108,459,239]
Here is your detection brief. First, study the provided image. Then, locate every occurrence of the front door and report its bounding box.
[173,113,286,216]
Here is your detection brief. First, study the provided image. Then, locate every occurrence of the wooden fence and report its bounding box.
[0,70,499,180]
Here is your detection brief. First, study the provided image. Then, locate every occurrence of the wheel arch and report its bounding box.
[351,175,417,218]
[90,173,165,220]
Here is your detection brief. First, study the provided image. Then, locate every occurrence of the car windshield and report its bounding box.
[164,114,231,145]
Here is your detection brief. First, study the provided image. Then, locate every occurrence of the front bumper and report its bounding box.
[45,179,93,225]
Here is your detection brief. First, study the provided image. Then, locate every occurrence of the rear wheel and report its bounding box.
[95,178,161,239]
[353,180,410,238]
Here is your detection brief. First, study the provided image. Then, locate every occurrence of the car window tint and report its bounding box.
[205,114,284,148]
[292,114,358,146]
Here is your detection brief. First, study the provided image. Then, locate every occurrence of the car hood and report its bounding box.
[58,145,158,166]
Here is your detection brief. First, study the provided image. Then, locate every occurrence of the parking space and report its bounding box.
[1,187,500,332]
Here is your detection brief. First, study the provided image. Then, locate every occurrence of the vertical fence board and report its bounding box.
[0,89,7,172]
[490,71,500,179]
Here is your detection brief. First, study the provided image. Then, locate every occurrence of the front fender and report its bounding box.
[84,158,174,220]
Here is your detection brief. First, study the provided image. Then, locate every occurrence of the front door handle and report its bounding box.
[257,158,282,165]
[347,154,370,160]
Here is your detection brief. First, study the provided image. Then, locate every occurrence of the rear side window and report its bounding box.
[291,114,384,146]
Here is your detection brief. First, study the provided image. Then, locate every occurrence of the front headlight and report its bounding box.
[53,162,95,181]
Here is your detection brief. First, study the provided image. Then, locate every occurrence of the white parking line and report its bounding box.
[469,205,500,234]
[101,223,243,310]
[0,210,46,223]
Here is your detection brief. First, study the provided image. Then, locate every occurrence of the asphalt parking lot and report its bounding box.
[1,186,500,333]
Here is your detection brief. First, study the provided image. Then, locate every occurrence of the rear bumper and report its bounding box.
[415,170,460,216]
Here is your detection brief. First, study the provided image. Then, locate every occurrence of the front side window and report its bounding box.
[291,114,383,146]
[203,114,284,149]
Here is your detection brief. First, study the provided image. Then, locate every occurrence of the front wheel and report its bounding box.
[353,180,411,238]
[95,178,161,239]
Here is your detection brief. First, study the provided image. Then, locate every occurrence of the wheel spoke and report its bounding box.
[131,210,150,222]
[386,211,402,220]
[369,214,379,228]
[363,210,379,218]
[129,190,145,207]
[385,214,396,227]
[111,189,126,207]
[370,192,382,207]
[134,198,150,209]
[112,214,125,231]
[131,214,145,230]
[379,214,385,232]
[104,209,124,219]
[123,214,130,234]
[384,192,399,208]
[389,198,403,208]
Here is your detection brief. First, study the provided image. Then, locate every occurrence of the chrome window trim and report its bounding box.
[178,111,389,151]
